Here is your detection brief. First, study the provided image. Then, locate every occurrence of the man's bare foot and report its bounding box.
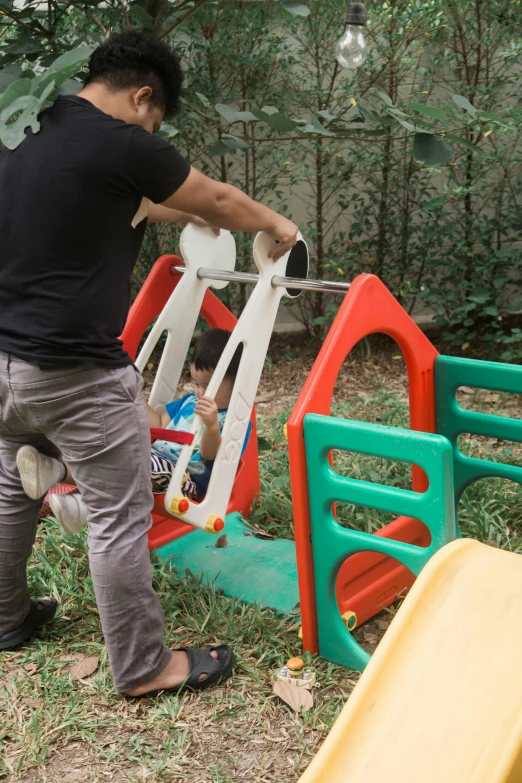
[126,649,218,697]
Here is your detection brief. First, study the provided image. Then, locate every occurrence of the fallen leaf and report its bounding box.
[69,656,99,680]
[485,540,500,549]
[376,620,390,631]
[23,663,38,674]
[22,698,43,709]
[255,391,277,404]
[459,385,474,394]
[216,534,228,548]
[364,633,379,645]
[132,699,149,715]
[273,680,313,712]
[3,755,16,774]
[392,355,403,360]
[241,519,275,540]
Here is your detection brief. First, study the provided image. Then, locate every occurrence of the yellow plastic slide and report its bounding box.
[299,539,522,783]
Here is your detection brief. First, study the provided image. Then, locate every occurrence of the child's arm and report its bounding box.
[146,401,172,429]
[196,397,221,461]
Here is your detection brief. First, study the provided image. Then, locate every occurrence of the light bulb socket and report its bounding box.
[345,1,366,26]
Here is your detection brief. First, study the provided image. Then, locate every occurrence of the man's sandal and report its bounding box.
[130,644,235,698]
[0,598,58,650]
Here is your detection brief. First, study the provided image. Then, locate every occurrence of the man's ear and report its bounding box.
[133,86,153,109]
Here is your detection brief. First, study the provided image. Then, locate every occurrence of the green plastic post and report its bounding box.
[304,415,457,671]
[435,356,522,503]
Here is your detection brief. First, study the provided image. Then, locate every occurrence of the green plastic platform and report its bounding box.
[154,512,299,614]
[304,414,457,671]
[435,355,522,502]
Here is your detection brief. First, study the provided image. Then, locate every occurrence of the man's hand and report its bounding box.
[266,216,299,260]
[195,396,219,428]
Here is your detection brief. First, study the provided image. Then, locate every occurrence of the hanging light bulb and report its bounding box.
[335,1,368,70]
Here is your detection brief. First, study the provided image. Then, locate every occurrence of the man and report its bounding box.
[0,31,298,696]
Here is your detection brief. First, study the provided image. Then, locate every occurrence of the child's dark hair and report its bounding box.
[192,329,242,378]
[85,30,183,117]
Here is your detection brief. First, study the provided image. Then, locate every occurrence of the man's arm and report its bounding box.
[161,167,298,260]
[148,203,218,231]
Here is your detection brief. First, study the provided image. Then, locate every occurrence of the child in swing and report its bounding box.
[16,329,248,535]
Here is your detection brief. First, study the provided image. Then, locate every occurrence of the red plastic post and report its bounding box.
[288,274,438,655]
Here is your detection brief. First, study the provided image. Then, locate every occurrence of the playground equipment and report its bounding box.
[119,225,334,610]
[161,230,310,534]
[304,415,457,670]
[287,268,522,669]
[128,225,314,534]
[121,245,259,551]
[287,273,439,658]
[298,538,522,783]
[121,225,522,647]
[119,230,522,780]
[436,355,522,499]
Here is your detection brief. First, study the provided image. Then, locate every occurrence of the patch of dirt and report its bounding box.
[143,332,411,418]
[14,687,338,783]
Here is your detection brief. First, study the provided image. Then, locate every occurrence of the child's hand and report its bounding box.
[195,396,219,428]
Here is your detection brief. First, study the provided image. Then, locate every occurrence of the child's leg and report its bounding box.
[49,493,87,536]
[150,453,176,495]
[16,445,71,500]
[181,474,201,502]
[150,453,201,501]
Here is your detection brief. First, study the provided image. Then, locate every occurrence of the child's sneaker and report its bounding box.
[16,445,66,500]
[49,493,88,536]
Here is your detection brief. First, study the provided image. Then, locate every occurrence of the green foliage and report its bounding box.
[0,46,93,148]
[163,0,521,347]
[1,0,521,350]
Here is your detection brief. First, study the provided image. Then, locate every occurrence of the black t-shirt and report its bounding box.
[0,95,190,369]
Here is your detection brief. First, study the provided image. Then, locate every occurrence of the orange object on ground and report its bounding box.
[288,274,438,655]
[120,255,260,551]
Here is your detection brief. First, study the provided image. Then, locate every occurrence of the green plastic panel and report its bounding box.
[154,512,299,614]
[304,414,457,671]
[435,356,522,502]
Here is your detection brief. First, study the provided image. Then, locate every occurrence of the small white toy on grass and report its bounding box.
[273,657,317,712]
[275,657,317,690]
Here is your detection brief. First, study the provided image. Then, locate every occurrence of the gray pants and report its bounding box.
[0,351,172,692]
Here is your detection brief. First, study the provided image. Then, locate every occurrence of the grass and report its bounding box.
[1,381,521,781]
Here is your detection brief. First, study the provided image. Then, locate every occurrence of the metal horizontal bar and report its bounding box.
[272,275,350,295]
[173,266,350,295]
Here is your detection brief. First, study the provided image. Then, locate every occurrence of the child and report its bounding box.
[16,329,248,535]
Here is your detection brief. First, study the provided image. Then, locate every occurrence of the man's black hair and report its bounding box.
[85,30,183,117]
[192,329,243,378]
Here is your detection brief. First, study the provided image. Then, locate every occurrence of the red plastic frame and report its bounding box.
[121,254,260,551]
[287,274,438,654]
